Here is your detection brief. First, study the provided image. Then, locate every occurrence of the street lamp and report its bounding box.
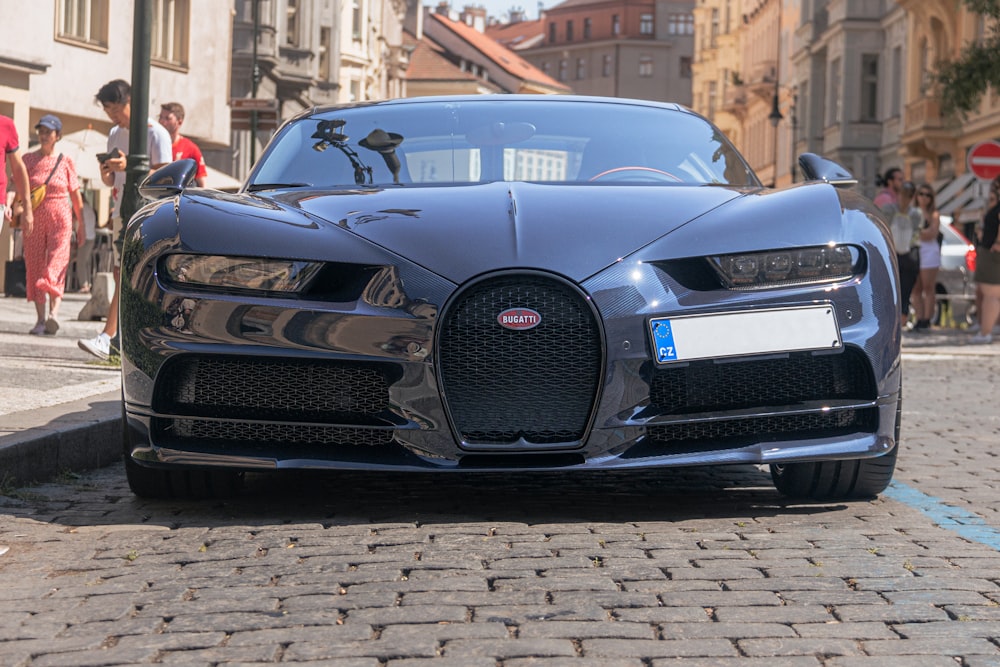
[768,80,782,187]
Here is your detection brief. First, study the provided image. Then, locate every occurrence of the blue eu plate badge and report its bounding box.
[651,319,678,362]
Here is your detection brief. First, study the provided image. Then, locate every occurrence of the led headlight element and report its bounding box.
[709,245,860,289]
[162,255,323,293]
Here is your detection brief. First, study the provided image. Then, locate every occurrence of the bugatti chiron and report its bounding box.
[120,95,902,499]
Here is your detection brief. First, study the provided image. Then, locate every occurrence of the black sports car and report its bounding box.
[121,95,902,499]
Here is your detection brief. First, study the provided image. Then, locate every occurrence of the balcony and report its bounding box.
[722,86,747,114]
[904,98,944,133]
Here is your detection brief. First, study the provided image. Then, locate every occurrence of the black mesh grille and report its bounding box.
[438,275,602,445]
[162,418,393,447]
[648,409,877,446]
[154,355,394,425]
[647,349,877,447]
[650,348,874,415]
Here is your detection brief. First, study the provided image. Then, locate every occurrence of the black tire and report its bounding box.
[124,456,243,499]
[122,402,243,499]
[770,393,901,500]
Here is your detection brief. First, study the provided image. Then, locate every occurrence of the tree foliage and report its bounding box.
[935,0,1000,116]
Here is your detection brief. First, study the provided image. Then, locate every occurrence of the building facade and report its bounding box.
[693,0,1000,219]
[517,0,695,104]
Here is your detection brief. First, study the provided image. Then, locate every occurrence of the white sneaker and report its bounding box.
[968,333,993,345]
[78,332,112,360]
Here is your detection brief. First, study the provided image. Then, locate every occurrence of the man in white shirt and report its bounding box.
[78,79,172,360]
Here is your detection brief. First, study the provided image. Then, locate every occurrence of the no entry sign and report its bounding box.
[968,140,1000,181]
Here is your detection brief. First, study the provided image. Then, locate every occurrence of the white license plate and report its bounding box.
[649,305,841,364]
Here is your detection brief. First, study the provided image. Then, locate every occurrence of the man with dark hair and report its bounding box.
[159,102,207,187]
[78,79,172,360]
[874,167,904,209]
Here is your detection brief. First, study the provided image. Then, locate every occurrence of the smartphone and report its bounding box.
[97,148,123,163]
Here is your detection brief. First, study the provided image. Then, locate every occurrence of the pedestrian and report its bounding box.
[881,180,922,323]
[873,167,903,210]
[910,183,941,331]
[970,183,1000,344]
[75,193,98,293]
[21,114,85,335]
[1,113,34,234]
[78,79,172,360]
[158,102,207,187]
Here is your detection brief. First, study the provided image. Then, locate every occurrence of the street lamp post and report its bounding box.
[789,92,798,182]
[768,80,783,187]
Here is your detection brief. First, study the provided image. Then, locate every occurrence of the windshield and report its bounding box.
[250,99,758,189]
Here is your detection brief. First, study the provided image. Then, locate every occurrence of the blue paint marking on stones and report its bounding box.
[885,481,1000,552]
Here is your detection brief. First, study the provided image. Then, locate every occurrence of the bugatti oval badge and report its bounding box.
[497,308,541,330]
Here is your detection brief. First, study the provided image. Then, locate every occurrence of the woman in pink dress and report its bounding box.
[22,114,84,335]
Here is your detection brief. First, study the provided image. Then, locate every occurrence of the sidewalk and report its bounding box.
[0,292,121,487]
[1,291,999,488]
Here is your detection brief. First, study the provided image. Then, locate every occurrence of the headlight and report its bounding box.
[162,254,323,293]
[708,245,861,289]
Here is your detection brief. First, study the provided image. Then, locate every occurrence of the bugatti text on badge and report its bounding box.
[497,308,542,330]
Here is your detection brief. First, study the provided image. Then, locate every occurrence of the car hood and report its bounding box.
[287,182,744,283]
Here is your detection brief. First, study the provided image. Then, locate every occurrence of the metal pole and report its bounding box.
[122,0,153,225]
[250,0,260,166]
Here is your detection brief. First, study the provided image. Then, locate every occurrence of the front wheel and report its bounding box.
[122,401,243,499]
[769,449,897,499]
[771,394,901,500]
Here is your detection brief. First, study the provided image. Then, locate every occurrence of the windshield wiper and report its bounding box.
[246,182,312,192]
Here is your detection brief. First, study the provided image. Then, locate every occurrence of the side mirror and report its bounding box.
[139,159,197,200]
[797,153,858,188]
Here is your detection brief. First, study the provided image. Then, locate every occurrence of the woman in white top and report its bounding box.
[911,184,941,330]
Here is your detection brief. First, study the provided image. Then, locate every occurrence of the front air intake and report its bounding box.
[438,273,603,447]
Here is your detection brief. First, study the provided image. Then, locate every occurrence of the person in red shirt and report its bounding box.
[1,114,34,233]
[158,102,207,187]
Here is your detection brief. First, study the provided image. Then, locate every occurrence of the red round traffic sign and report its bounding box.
[967,140,1000,181]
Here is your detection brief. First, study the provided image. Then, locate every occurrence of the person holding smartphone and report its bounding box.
[78,79,172,360]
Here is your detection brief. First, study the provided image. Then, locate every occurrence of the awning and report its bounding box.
[933,173,988,223]
[58,127,108,183]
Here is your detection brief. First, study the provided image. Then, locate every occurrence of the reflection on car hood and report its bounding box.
[288,182,745,283]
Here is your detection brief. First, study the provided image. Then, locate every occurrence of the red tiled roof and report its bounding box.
[484,18,545,51]
[403,31,478,81]
[428,13,569,92]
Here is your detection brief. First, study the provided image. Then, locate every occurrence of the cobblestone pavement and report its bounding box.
[1,352,999,666]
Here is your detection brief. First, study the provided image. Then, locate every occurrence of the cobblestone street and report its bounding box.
[1,349,998,666]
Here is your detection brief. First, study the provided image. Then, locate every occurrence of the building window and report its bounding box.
[680,56,692,78]
[350,79,361,102]
[708,81,717,118]
[584,17,592,39]
[891,46,902,117]
[667,13,694,35]
[549,22,557,43]
[152,0,189,67]
[542,61,551,74]
[57,0,109,48]
[602,54,612,77]
[827,57,842,125]
[286,0,299,46]
[558,60,568,81]
[612,14,620,35]
[352,0,362,40]
[319,27,332,80]
[860,54,878,121]
[710,8,719,46]
[640,13,653,35]
[576,57,586,80]
[566,20,574,41]
[639,55,653,77]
